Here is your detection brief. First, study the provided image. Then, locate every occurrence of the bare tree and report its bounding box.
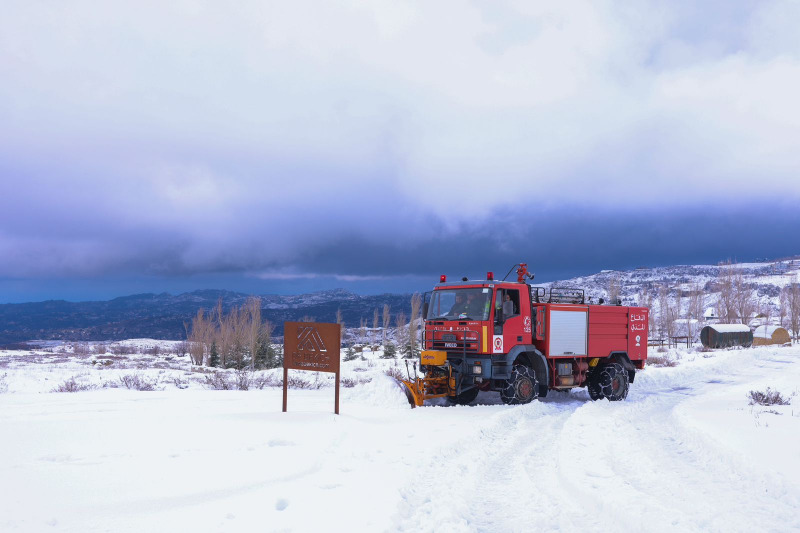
[372,308,380,344]
[788,282,800,341]
[657,284,671,339]
[607,274,622,305]
[716,262,737,323]
[733,269,756,325]
[185,309,212,365]
[779,287,789,329]
[261,319,276,368]
[382,304,391,345]
[637,286,656,336]
[245,297,262,370]
[224,305,250,369]
[395,311,407,354]
[760,301,773,329]
[687,282,705,341]
[213,298,231,367]
[359,317,368,343]
[409,293,422,357]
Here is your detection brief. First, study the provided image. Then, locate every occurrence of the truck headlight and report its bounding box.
[473,365,482,375]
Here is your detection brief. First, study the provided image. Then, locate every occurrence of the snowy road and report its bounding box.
[1,346,799,532]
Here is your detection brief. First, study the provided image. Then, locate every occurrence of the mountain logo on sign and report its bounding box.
[297,326,328,352]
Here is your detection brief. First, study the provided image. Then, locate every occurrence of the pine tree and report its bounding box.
[382,342,397,359]
[254,338,269,369]
[400,340,418,359]
[344,345,359,361]
[209,341,220,367]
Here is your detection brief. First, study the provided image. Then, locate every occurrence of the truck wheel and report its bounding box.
[588,363,629,401]
[447,386,479,405]
[587,376,603,401]
[500,365,538,405]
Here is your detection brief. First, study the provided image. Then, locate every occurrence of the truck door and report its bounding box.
[493,288,528,354]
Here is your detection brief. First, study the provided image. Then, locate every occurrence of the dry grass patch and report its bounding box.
[118,374,160,391]
[747,388,792,406]
[647,354,678,367]
[53,376,95,393]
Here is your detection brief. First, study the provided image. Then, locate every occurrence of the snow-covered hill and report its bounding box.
[542,258,800,307]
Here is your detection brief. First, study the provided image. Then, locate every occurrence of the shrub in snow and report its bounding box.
[383,367,404,382]
[286,375,326,389]
[110,344,135,356]
[202,370,280,390]
[647,354,678,367]
[71,343,91,356]
[169,375,189,389]
[235,370,253,390]
[203,371,235,390]
[53,377,95,393]
[0,373,8,393]
[747,388,791,406]
[340,376,372,388]
[118,374,160,391]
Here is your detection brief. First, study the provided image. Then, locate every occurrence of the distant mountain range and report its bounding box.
[0,289,412,346]
[2,258,798,346]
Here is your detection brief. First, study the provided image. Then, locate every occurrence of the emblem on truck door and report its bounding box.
[493,335,503,353]
[523,316,531,333]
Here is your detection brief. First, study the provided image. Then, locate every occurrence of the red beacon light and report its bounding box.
[440,274,447,283]
[486,271,494,280]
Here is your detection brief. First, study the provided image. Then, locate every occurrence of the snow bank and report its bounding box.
[343,374,411,410]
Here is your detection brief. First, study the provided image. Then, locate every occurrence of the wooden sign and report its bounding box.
[282,322,342,414]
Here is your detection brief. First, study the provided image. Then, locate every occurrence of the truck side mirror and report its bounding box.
[495,306,504,324]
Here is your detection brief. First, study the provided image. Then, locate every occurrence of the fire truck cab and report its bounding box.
[401,264,648,406]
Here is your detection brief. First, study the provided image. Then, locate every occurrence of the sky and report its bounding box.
[1,1,800,302]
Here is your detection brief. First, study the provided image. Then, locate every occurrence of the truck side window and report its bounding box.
[503,289,520,317]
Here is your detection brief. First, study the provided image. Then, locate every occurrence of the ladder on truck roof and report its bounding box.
[530,287,585,304]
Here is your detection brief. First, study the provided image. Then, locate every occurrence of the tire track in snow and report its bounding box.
[392,347,800,532]
[392,398,589,532]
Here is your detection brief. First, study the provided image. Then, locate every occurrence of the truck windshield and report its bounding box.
[427,288,491,321]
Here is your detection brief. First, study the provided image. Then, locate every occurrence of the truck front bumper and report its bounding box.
[446,355,511,386]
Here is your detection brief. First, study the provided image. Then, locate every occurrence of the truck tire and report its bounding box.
[447,386,480,405]
[587,362,629,401]
[500,365,538,405]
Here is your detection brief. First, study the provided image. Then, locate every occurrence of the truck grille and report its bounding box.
[427,328,481,354]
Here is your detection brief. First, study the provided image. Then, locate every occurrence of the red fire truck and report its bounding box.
[399,264,649,406]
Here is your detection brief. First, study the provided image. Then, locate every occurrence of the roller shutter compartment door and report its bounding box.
[549,310,587,356]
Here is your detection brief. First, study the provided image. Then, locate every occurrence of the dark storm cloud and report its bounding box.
[1,1,800,301]
[276,202,800,282]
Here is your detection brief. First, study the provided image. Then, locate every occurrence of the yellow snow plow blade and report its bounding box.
[397,365,453,408]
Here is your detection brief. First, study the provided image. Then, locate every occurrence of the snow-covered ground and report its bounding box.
[1,342,799,532]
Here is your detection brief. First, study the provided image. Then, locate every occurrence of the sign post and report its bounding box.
[282,321,342,414]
